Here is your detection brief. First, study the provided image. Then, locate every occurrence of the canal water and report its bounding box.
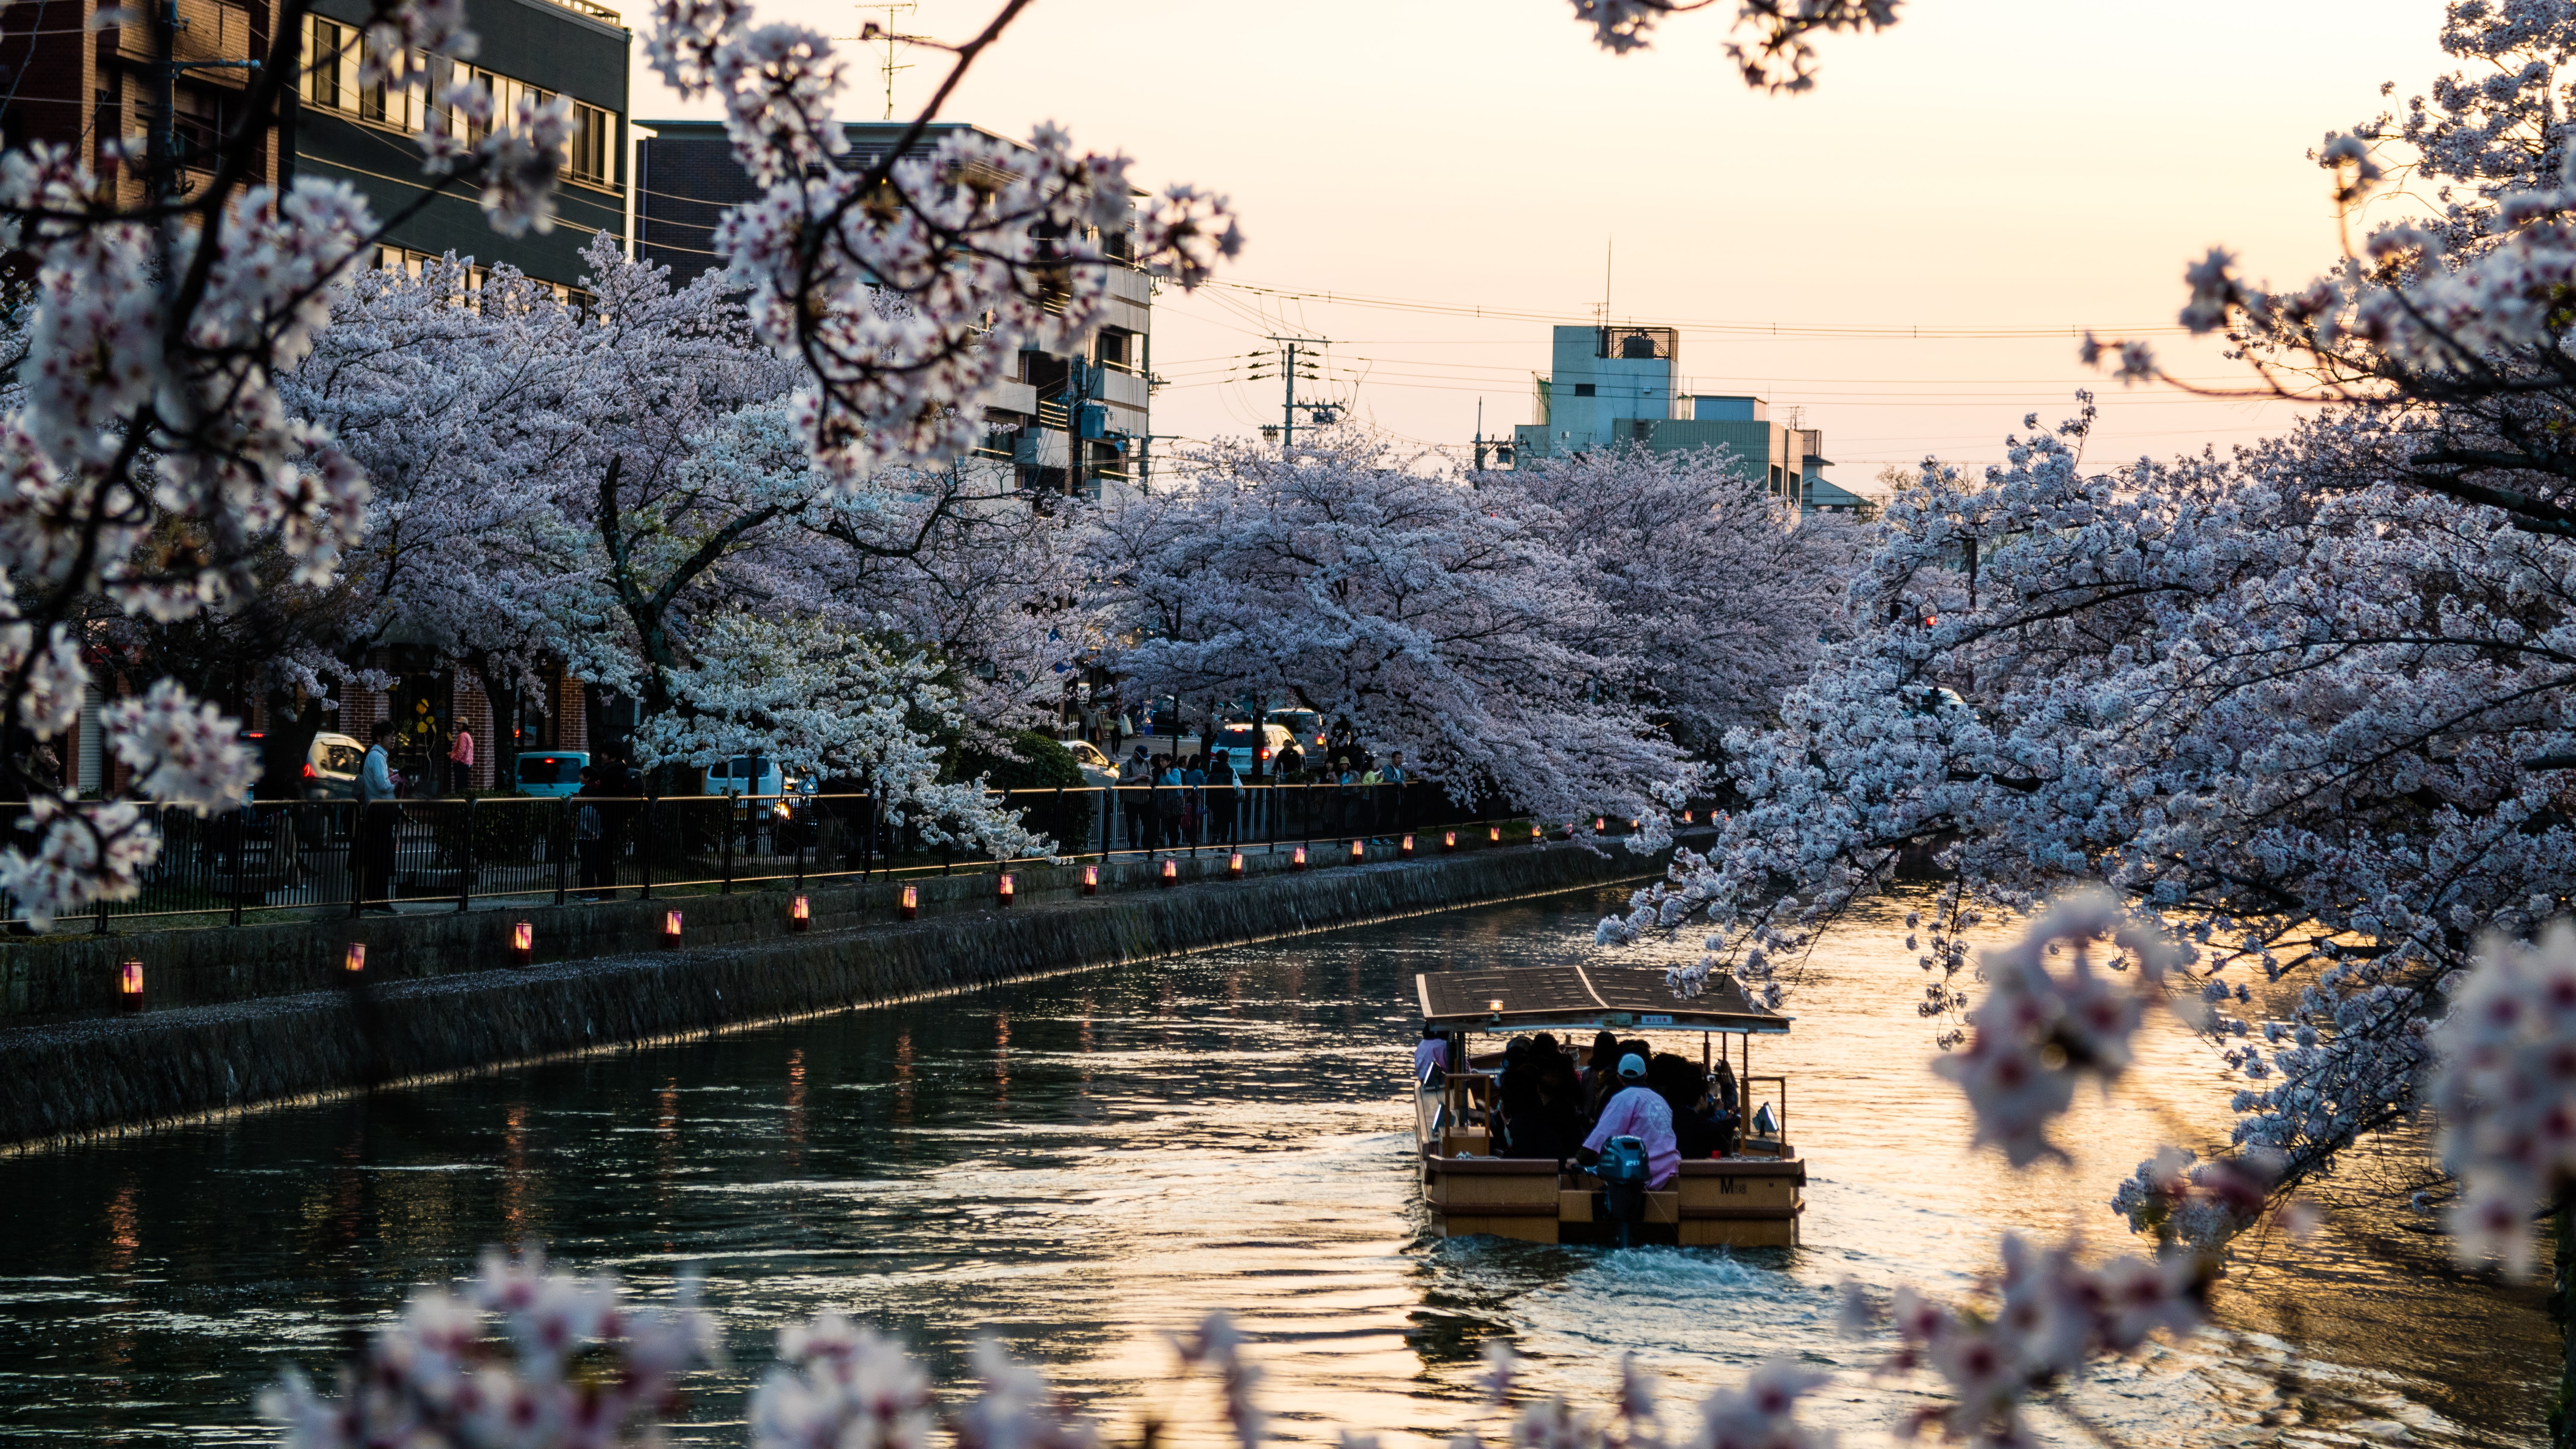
[0,885,2552,1446]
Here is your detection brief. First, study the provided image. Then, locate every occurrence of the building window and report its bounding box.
[299,15,361,114]
[566,101,614,186]
[1572,382,1595,397]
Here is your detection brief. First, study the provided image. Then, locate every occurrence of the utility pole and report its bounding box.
[1259,335,1327,449]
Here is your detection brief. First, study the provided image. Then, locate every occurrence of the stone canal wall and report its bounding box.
[0,840,1668,1149]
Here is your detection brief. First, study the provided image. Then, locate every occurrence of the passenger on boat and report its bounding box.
[1648,1054,1732,1160]
[1496,1037,1547,1155]
[1523,1034,1587,1161]
[1575,1054,1679,1190]
[1414,1025,1450,1084]
[1581,1030,1624,1122]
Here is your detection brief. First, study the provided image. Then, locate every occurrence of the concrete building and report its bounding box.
[1510,324,1841,509]
[0,0,632,292]
[636,118,1152,500]
[295,0,631,291]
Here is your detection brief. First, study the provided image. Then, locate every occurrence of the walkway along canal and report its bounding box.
[0,887,2551,1447]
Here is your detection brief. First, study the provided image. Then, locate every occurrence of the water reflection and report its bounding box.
[0,889,2551,1446]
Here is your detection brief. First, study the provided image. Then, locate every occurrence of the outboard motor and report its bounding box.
[1599,1134,1649,1248]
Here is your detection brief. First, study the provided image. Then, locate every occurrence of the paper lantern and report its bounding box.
[1291,846,1307,871]
[1594,817,1606,834]
[343,942,366,977]
[899,884,918,921]
[1489,826,1501,844]
[996,873,1015,906]
[1350,838,1365,861]
[1443,831,1456,853]
[511,921,534,966]
[1160,859,1179,888]
[1683,809,1694,824]
[789,896,810,932]
[118,959,143,1013]
[661,910,683,946]
[1228,851,1244,879]
[1081,864,1099,896]
[1401,834,1415,857]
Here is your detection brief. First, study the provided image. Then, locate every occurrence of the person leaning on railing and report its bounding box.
[356,721,399,914]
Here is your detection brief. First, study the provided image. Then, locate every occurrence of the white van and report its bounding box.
[702,755,786,800]
[1208,720,1294,776]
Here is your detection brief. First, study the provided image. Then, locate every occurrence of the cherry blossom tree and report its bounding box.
[1482,444,1865,756]
[1087,431,1700,832]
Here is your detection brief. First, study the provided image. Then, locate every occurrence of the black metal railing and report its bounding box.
[2,782,1646,934]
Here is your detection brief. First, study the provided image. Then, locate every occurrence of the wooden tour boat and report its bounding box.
[1414,964,1803,1247]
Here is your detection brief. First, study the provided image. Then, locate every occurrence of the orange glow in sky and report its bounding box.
[632,0,2456,483]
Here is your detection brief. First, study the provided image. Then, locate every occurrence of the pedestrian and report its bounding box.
[574,764,611,899]
[356,720,399,913]
[1155,754,1185,848]
[1121,746,1153,851]
[1209,752,1242,844]
[448,723,476,795]
[1358,759,1385,838]
[1182,754,1208,845]
[1382,750,1407,837]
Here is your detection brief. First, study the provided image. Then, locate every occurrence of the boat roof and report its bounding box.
[1416,965,1790,1035]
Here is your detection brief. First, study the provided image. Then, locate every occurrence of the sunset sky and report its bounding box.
[634,0,2459,487]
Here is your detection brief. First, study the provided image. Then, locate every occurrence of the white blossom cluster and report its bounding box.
[257,1245,720,1448]
[1859,1231,2201,1448]
[2428,921,2576,1279]
[1566,0,1902,91]
[1929,889,2184,1168]
[264,1258,1838,1449]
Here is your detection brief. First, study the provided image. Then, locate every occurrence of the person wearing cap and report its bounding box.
[1576,1052,1680,1189]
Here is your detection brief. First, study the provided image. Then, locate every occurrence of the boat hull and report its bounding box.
[1416,1085,1803,1246]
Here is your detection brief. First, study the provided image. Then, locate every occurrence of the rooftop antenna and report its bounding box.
[1603,236,1613,326]
[855,2,917,120]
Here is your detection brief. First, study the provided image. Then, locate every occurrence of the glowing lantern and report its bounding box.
[1350,838,1365,861]
[1082,864,1099,896]
[899,885,918,921]
[511,921,534,967]
[1443,831,1456,852]
[1594,817,1606,834]
[1683,809,1694,824]
[997,873,1016,906]
[1488,827,1501,844]
[343,943,366,977]
[789,896,810,932]
[1531,823,1543,841]
[1228,851,1244,879]
[1401,834,1415,857]
[118,960,143,1013]
[1292,846,1307,871]
[662,910,683,947]
[1160,859,1179,888]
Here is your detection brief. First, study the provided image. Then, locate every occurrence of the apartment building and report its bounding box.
[637,118,1154,500]
[295,0,630,291]
[0,0,630,292]
[1510,324,1842,511]
[0,0,283,206]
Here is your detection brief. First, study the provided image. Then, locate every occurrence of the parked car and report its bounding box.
[1208,720,1292,776]
[1266,709,1327,753]
[1062,738,1118,787]
[513,750,591,799]
[303,732,368,799]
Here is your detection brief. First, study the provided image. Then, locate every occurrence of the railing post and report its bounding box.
[228,804,247,927]
[348,802,363,920]
[553,796,568,907]
[458,797,475,912]
[640,793,654,900]
[721,799,735,895]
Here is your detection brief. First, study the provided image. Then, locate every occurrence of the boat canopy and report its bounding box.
[1416,965,1790,1036]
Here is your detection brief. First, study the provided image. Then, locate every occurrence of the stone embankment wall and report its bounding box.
[0,841,1666,1149]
